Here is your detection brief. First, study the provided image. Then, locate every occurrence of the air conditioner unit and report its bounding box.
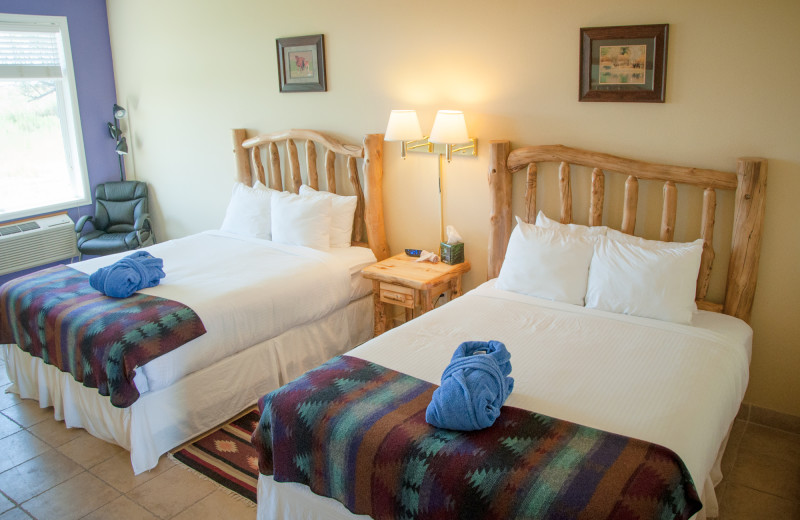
[0,214,79,276]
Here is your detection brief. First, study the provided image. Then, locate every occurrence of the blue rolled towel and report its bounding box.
[89,251,166,298]
[425,340,514,431]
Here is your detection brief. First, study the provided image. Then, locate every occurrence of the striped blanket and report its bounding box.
[253,355,702,520]
[0,265,206,408]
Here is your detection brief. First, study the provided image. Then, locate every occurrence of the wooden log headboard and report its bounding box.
[488,141,767,323]
[231,129,389,261]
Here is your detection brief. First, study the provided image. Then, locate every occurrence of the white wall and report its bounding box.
[107,0,800,416]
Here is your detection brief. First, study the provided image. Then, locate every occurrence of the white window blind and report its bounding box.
[0,14,90,221]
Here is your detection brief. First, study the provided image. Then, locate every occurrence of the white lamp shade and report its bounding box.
[429,110,469,144]
[384,110,423,141]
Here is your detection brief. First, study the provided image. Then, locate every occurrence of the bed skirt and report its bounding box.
[1,294,373,474]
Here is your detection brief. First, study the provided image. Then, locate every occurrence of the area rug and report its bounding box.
[170,408,260,503]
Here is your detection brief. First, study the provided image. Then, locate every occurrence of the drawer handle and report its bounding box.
[383,291,406,302]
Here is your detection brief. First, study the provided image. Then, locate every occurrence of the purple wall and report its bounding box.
[0,0,118,285]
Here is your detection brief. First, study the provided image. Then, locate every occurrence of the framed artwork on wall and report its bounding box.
[579,24,668,102]
[276,34,327,93]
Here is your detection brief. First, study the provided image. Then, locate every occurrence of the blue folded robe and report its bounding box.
[89,250,166,298]
[425,340,514,431]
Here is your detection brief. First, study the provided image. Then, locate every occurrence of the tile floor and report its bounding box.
[1,354,798,519]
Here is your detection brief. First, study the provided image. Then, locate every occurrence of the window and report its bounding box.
[0,14,90,221]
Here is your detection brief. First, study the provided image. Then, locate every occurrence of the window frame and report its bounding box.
[0,13,91,222]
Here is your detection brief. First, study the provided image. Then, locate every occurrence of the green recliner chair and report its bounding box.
[75,181,155,258]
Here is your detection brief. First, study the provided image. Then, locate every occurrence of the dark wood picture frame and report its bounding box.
[579,24,668,102]
[276,34,327,93]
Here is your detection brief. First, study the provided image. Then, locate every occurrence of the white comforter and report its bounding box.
[73,231,367,393]
[258,280,751,520]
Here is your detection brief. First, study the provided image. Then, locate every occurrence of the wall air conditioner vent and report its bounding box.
[0,214,78,276]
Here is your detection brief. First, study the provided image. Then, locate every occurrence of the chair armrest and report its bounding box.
[75,215,94,233]
[133,213,152,231]
[134,213,154,245]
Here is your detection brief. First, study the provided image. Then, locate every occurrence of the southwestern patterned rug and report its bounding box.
[170,408,260,503]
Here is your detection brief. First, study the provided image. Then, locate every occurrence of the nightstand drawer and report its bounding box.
[379,282,414,308]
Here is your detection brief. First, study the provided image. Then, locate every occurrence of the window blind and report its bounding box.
[0,25,62,79]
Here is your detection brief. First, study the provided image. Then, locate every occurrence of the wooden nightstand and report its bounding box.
[362,253,471,336]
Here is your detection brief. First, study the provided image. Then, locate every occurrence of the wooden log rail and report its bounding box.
[489,141,767,322]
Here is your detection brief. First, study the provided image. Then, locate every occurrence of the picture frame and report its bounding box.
[276,34,327,93]
[579,24,668,102]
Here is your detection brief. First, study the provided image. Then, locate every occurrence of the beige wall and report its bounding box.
[106,0,800,416]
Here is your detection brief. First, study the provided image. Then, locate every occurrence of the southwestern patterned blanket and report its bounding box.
[253,355,702,520]
[0,265,206,408]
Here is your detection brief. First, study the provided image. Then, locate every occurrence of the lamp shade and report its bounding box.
[429,110,469,144]
[384,110,423,141]
[115,136,128,155]
[113,104,126,119]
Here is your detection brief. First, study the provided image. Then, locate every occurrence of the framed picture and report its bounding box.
[276,34,326,93]
[579,24,668,102]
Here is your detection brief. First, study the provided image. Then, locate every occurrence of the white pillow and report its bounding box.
[535,211,607,237]
[585,234,704,324]
[299,185,357,248]
[270,191,332,250]
[495,217,596,305]
[220,181,274,239]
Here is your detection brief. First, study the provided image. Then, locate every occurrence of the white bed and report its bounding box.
[1,129,389,474]
[254,142,767,519]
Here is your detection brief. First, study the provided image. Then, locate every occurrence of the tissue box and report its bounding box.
[440,242,464,265]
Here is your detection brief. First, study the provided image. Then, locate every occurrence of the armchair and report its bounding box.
[75,181,155,258]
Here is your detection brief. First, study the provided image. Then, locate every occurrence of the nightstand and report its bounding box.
[362,253,471,336]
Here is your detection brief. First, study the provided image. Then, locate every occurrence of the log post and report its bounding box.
[348,156,365,243]
[559,162,572,224]
[590,168,604,226]
[232,129,251,185]
[621,176,639,234]
[250,146,266,185]
[696,187,716,300]
[660,181,677,242]
[724,158,767,322]
[287,139,301,193]
[362,134,389,260]
[268,142,282,191]
[306,140,318,190]
[488,140,512,279]
[524,163,537,223]
[325,149,337,193]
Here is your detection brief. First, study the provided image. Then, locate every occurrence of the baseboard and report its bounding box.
[737,402,800,435]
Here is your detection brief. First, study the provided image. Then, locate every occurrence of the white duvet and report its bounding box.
[72,231,375,394]
[259,280,751,520]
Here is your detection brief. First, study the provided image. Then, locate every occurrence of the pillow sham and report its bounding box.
[585,234,704,324]
[299,185,357,248]
[271,191,332,250]
[495,217,596,305]
[220,181,274,239]
[535,211,607,237]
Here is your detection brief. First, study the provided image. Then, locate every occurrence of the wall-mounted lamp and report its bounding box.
[385,109,477,242]
[429,110,475,162]
[384,109,432,159]
[384,109,476,162]
[107,103,128,181]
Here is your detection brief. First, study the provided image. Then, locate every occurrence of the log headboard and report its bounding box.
[488,141,767,323]
[231,129,389,261]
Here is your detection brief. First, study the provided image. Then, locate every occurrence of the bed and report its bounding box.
[252,141,767,519]
[0,128,389,474]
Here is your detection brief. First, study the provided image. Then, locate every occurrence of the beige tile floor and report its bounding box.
[1,354,798,519]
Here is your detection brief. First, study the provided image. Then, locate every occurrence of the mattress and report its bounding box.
[257,280,751,520]
[69,231,376,394]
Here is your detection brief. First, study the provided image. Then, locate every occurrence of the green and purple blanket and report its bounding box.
[0,265,206,408]
[253,355,702,520]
